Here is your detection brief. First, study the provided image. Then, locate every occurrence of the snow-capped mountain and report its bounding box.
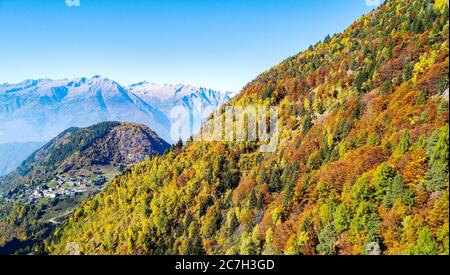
[0,76,171,144]
[0,76,232,146]
[126,82,232,140]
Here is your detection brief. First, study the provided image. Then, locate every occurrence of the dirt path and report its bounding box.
[47,209,75,225]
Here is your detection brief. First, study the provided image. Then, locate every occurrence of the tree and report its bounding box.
[248,189,257,209]
[302,113,313,133]
[350,202,381,245]
[434,0,449,13]
[316,223,337,255]
[425,161,448,192]
[407,227,439,255]
[285,231,309,255]
[383,175,407,208]
[398,131,411,154]
[367,133,380,146]
[257,190,265,209]
[269,168,282,193]
[425,126,449,192]
[239,231,260,255]
[228,211,239,236]
[176,138,184,149]
[352,176,373,202]
[429,126,449,168]
[333,203,351,234]
[373,163,395,202]
[381,80,392,94]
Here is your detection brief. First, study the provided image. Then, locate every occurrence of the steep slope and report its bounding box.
[0,142,45,176]
[0,122,170,253]
[49,0,448,255]
[0,76,171,143]
[126,82,233,141]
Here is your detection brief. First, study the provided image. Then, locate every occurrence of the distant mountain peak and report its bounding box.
[0,77,232,144]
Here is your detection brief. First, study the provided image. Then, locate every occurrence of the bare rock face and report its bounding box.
[63,123,170,168]
[442,88,449,101]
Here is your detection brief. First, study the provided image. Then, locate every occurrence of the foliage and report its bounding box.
[12,0,447,255]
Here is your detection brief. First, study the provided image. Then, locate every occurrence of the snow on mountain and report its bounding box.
[0,77,232,146]
[126,82,232,142]
[0,76,171,144]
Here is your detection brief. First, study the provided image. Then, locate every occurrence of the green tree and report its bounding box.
[239,231,260,255]
[316,223,337,255]
[302,113,313,133]
[398,131,411,154]
[352,176,373,202]
[407,227,439,255]
[269,168,282,193]
[367,133,380,146]
[228,211,239,236]
[373,163,395,202]
[333,203,351,234]
[425,162,448,192]
[248,189,257,209]
[383,175,407,207]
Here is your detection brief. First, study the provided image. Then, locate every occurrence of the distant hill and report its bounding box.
[0,122,170,252]
[0,121,170,193]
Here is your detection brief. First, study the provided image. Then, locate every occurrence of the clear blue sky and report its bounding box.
[0,0,379,92]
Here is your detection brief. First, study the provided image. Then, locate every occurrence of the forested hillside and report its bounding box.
[0,122,170,253]
[49,0,449,255]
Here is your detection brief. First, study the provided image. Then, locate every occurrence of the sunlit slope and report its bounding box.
[49,0,449,255]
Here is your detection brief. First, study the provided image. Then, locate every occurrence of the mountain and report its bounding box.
[0,77,230,176]
[126,82,233,141]
[44,0,449,255]
[0,76,171,144]
[0,122,170,252]
[0,77,231,145]
[0,142,45,176]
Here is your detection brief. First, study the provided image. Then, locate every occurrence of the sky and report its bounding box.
[0,0,380,92]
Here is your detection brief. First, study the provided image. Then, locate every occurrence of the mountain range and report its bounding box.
[0,77,231,176]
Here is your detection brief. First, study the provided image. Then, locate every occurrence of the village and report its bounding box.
[26,174,107,203]
[0,173,107,204]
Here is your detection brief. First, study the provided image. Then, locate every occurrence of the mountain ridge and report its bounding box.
[0,76,231,145]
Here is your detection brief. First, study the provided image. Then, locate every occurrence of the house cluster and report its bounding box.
[26,174,105,203]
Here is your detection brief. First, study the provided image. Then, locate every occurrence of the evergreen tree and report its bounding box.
[333,204,351,234]
[228,211,239,236]
[398,131,411,154]
[248,189,257,209]
[316,223,337,255]
[302,113,313,133]
[383,175,407,208]
[373,163,395,202]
